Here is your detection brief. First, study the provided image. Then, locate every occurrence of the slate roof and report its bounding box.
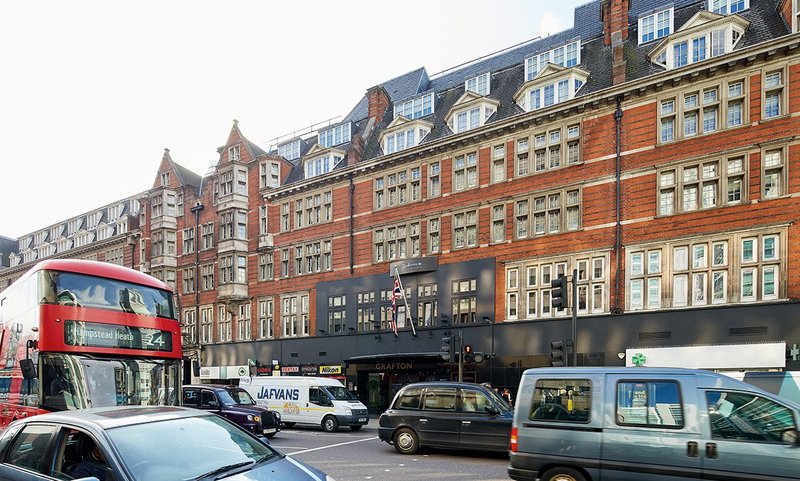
[171,161,203,192]
[286,0,790,187]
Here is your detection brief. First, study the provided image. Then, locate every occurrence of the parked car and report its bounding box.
[378,381,513,454]
[508,367,800,481]
[0,406,334,481]
[182,384,281,439]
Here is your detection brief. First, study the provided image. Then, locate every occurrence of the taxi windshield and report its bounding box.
[220,389,257,406]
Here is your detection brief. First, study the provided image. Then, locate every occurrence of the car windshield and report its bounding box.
[41,353,181,410]
[221,389,256,406]
[107,414,279,481]
[324,385,357,401]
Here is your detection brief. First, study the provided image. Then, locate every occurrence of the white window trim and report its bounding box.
[465,72,491,96]
[523,40,581,81]
[638,8,674,45]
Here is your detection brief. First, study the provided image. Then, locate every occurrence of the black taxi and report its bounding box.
[378,381,513,455]
[182,384,281,439]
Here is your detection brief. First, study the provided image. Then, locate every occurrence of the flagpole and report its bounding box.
[395,267,416,336]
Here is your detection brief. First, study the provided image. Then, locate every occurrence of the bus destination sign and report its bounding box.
[64,320,172,352]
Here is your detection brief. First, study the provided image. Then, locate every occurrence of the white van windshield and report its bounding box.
[323,386,357,401]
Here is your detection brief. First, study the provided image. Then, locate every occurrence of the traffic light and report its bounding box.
[440,335,453,362]
[550,341,564,367]
[463,344,473,363]
[551,275,568,311]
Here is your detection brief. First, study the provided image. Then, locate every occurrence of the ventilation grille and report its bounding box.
[730,326,768,336]
[638,331,672,340]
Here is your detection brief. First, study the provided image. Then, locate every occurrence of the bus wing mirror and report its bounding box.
[20,359,37,380]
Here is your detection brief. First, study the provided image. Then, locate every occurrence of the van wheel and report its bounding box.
[540,467,587,481]
[350,425,362,431]
[322,415,339,432]
[393,428,419,455]
[282,422,296,428]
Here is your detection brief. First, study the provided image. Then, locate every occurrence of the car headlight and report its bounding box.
[344,407,352,415]
[275,412,281,419]
[247,415,260,422]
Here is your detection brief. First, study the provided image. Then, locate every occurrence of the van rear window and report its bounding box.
[529,379,591,423]
[616,381,683,428]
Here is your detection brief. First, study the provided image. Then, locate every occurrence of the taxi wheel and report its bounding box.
[322,415,339,432]
[540,467,587,481]
[350,425,362,431]
[393,428,419,455]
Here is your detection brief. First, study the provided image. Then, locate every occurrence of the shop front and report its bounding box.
[347,353,451,415]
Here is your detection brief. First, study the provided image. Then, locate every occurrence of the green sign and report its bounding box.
[631,353,647,367]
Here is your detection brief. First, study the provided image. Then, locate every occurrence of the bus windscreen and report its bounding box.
[39,271,175,319]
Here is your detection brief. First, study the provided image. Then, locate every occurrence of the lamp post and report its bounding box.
[190,201,204,359]
[483,316,495,386]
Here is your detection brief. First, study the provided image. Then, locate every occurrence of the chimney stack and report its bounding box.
[603,0,630,85]
[367,86,390,126]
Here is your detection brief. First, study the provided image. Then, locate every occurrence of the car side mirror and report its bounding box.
[782,429,799,445]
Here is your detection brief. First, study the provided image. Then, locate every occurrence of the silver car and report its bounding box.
[0,406,334,481]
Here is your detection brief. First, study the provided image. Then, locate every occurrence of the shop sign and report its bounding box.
[199,365,248,379]
[301,365,318,374]
[199,366,220,379]
[375,362,414,371]
[256,366,273,376]
[319,365,342,375]
[281,366,299,373]
[389,257,437,276]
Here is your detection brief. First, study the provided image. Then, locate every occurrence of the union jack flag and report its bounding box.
[390,276,401,336]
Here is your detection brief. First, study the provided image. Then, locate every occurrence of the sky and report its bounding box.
[0,0,586,239]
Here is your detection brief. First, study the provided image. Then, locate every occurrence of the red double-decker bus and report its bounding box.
[0,259,182,427]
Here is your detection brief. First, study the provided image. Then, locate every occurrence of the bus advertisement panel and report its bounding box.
[0,259,182,427]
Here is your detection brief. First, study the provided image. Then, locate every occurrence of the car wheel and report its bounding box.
[322,415,339,432]
[282,422,296,428]
[350,425,362,431]
[393,428,419,455]
[539,467,587,481]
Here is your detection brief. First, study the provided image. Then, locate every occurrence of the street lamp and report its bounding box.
[483,316,495,386]
[190,200,204,353]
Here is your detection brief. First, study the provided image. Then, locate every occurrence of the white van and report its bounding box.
[239,376,369,432]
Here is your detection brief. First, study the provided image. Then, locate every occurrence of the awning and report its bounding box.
[346,352,445,363]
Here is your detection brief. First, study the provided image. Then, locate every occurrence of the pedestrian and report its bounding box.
[502,388,513,407]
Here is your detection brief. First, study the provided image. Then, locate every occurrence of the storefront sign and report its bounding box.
[389,257,438,276]
[199,365,248,379]
[256,366,272,376]
[301,365,318,374]
[319,365,342,375]
[626,342,786,369]
[375,362,414,371]
[199,366,220,379]
[64,320,172,351]
[281,366,299,373]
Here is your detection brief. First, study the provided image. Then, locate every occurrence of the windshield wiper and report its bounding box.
[192,461,254,481]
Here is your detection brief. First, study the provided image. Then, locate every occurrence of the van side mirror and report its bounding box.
[782,429,799,445]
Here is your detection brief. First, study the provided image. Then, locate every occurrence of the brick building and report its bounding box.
[2,0,799,413]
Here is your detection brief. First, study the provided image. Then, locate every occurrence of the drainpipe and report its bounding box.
[349,172,355,274]
[614,96,623,314]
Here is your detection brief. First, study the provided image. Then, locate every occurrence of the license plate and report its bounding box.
[263,428,277,434]
[358,418,366,422]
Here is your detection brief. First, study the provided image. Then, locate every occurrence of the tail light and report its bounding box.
[510,426,518,453]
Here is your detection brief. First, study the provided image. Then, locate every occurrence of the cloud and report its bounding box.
[539,10,565,37]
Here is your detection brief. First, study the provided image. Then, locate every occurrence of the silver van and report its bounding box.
[508,367,800,481]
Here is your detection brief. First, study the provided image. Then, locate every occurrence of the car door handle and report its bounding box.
[461,421,471,425]
[687,441,698,457]
[706,443,718,459]
[419,418,427,423]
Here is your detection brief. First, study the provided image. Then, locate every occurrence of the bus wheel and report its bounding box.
[322,415,339,432]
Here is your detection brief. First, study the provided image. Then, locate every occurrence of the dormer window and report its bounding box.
[465,72,490,96]
[229,145,241,161]
[318,123,351,148]
[524,41,580,81]
[394,92,434,120]
[648,11,749,70]
[515,65,588,112]
[277,139,302,161]
[160,172,170,186]
[381,117,433,155]
[639,8,673,44]
[709,0,748,15]
[303,146,345,179]
[445,93,499,134]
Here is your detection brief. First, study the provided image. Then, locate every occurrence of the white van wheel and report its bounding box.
[540,467,587,481]
[322,415,339,432]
